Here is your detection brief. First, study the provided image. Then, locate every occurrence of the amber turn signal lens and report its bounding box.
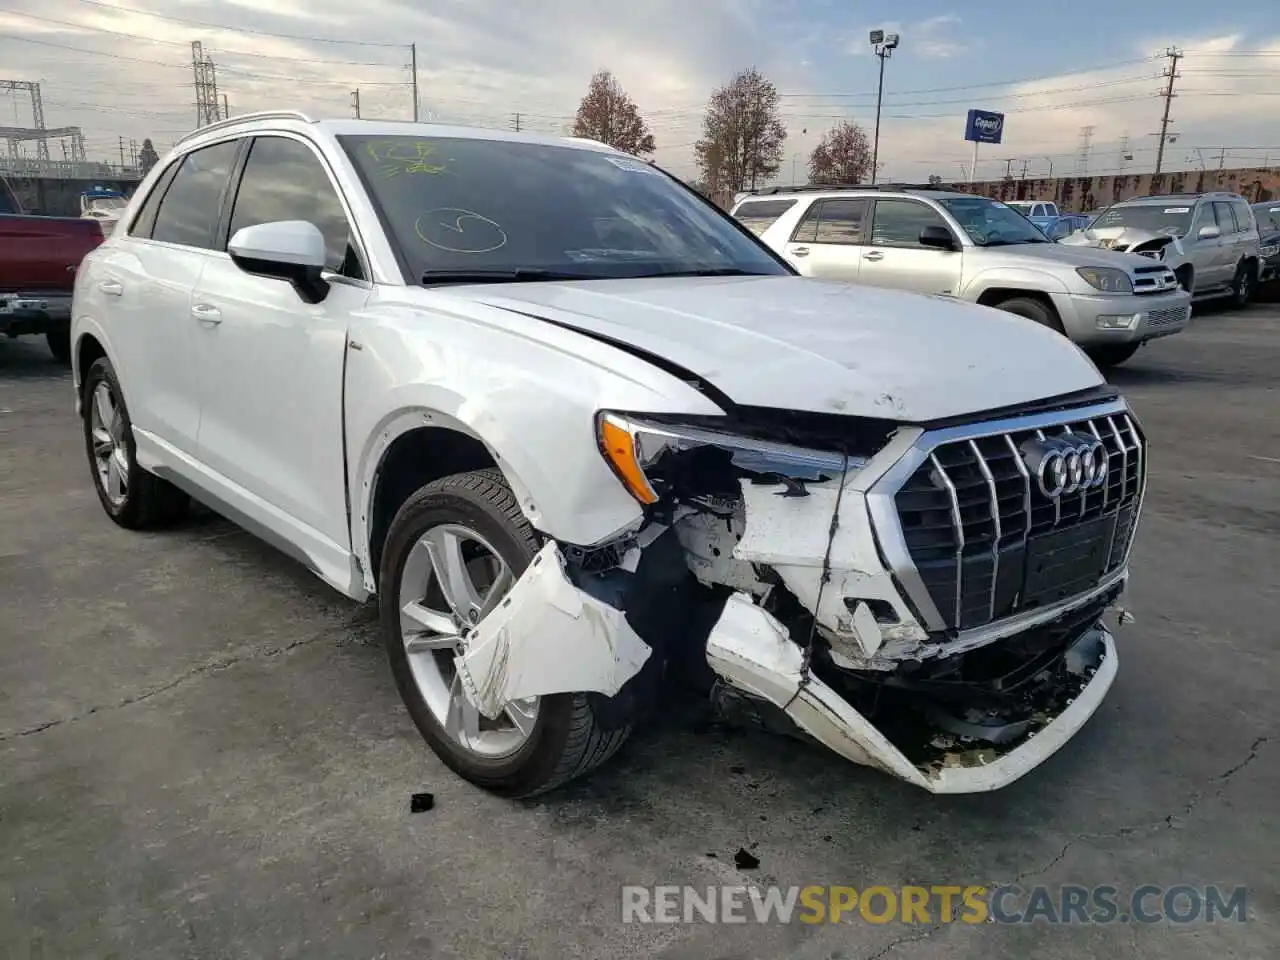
[599,418,659,505]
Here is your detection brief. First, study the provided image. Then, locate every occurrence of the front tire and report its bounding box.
[995,295,1066,335]
[81,356,189,529]
[378,468,631,798]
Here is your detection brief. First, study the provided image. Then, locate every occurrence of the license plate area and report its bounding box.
[1022,514,1117,607]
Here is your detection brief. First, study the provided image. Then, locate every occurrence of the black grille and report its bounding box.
[893,411,1144,632]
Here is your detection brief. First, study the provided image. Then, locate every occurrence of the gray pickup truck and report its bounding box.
[732,184,1192,368]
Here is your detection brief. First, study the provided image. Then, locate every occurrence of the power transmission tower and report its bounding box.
[1153,47,1182,175]
[1076,125,1094,175]
[191,41,221,128]
[351,89,361,119]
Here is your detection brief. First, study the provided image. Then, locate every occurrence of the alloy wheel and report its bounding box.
[89,381,129,507]
[397,522,538,758]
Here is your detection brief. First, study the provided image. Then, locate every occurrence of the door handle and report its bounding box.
[191,303,222,324]
[97,279,123,296]
[790,246,810,257]
[863,251,884,262]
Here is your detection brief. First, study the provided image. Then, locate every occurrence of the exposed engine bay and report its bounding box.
[453,403,1137,793]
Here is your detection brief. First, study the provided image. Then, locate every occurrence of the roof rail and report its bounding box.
[176,110,314,147]
[751,182,954,196]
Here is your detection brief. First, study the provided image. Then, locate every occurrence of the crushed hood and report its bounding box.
[1060,226,1182,255]
[462,276,1103,423]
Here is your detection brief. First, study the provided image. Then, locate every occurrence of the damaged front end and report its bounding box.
[456,397,1145,794]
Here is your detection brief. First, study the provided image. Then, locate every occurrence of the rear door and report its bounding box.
[784,197,869,280]
[857,197,964,296]
[1212,201,1244,280]
[88,139,243,453]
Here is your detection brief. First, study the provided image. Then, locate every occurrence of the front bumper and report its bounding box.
[1260,253,1280,283]
[0,296,58,338]
[1052,288,1192,346]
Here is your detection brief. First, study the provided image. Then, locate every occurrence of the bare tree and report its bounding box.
[571,70,656,157]
[695,67,787,193]
[138,138,160,175]
[807,121,872,185]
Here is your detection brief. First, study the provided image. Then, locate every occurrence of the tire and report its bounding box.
[1228,260,1256,309]
[46,327,71,365]
[995,296,1065,334]
[378,468,631,798]
[1086,343,1140,369]
[81,356,190,529]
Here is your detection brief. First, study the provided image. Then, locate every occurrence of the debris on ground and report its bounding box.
[734,847,760,870]
[410,792,435,813]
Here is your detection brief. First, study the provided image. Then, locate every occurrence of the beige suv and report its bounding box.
[732,185,1193,368]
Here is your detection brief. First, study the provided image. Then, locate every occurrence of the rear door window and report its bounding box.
[733,199,798,237]
[1212,201,1239,234]
[151,140,241,250]
[812,198,870,244]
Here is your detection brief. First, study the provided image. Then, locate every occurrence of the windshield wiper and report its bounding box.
[420,268,597,286]
[630,267,771,278]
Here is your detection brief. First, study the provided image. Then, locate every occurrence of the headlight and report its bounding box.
[597,413,865,505]
[1076,267,1133,294]
[1261,243,1278,257]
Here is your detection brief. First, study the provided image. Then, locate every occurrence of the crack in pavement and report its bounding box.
[860,735,1270,960]
[0,623,357,742]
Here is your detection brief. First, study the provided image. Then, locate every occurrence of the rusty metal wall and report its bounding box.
[957,167,1280,212]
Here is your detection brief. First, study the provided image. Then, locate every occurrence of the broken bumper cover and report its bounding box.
[706,593,1118,793]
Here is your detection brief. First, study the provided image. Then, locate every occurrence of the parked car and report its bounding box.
[72,112,1145,799]
[1061,192,1262,306]
[1044,214,1093,241]
[1006,199,1060,229]
[1,212,105,362]
[732,185,1190,368]
[1251,201,1280,282]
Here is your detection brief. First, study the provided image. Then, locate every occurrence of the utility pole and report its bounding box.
[351,89,361,119]
[1020,159,1029,180]
[868,30,900,185]
[1118,135,1132,175]
[1076,125,1095,175]
[1003,158,1014,179]
[512,113,521,132]
[1217,147,1226,170]
[118,135,125,170]
[1154,46,1182,175]
[221,93,229,119]
[410,43,419,122]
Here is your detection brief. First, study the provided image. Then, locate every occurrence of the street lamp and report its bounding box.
[869,29,899,185]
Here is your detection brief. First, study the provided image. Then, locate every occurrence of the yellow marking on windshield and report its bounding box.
[366,140,455,178]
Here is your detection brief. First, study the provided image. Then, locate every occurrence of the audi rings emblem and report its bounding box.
[1019,435,1109,499]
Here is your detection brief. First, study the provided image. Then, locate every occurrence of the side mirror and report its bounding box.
[919,225,957,250]
[1196,224,1221,241]
[228,220,330,303]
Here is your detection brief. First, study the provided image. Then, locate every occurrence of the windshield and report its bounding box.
[936,196,1051,246]
[1252,204,1280,232]
[1090,203,1192,236]
[1006,201,1033,213]
[87,196,126,212]
[338,135,789,281]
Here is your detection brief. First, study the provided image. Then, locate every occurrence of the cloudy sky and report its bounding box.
[2,0,1279,182]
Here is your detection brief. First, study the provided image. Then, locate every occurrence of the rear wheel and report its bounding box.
[1086,343,1140,369]
[81,356,190,529]
[994,295,1065,334]
[378,468,631,797]
[1229,260,1256,308]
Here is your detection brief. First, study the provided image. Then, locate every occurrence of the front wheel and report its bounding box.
[81,356,190,529]
[1086,343,1140,369]
[378,468,631,798]
[994,296,1066,335]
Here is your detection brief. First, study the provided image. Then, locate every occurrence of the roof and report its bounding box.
[176,110,619,155]
[740,183,973,201]
[1117,191,1245,205]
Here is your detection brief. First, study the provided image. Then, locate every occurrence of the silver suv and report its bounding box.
[1061,192,1261,307]
[733,185,1191,369]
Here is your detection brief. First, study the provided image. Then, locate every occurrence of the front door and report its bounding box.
[193,134,370,551]
[857,198,964,297]
[783,197,870,281]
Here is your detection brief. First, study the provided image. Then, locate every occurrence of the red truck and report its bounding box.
[1,180,105,363]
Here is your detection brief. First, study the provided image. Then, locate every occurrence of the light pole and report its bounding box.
[868,29,899,185]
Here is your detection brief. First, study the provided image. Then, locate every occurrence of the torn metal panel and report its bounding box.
[732,480,929,663]
[673,507,769,595]
[455,542,652,719]
[705,592,1121,794]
